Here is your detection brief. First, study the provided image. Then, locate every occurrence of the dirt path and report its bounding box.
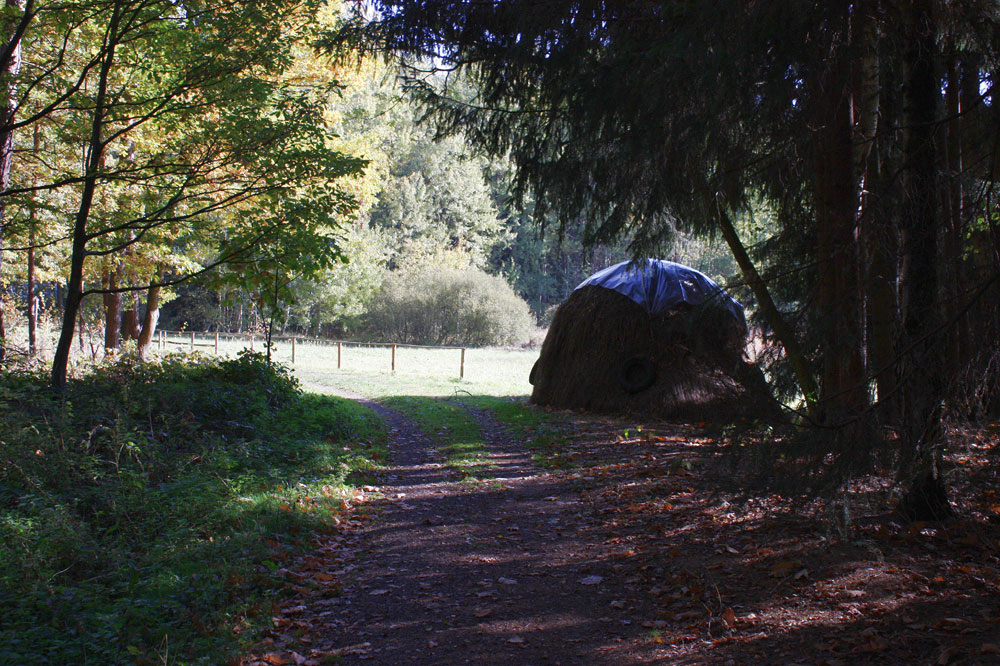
[266,391,672,665]
[248,391,1000,666]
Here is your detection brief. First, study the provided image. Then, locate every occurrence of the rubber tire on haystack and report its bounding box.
[619,356,657,393]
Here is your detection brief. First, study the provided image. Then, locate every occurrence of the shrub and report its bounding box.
[363,266,536,346]
[0,353,384,665]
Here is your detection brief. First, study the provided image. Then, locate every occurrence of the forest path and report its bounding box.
[263,387,670,665]
[244,389,1000,666]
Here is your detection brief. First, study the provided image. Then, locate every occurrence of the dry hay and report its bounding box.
[530,285,778,421]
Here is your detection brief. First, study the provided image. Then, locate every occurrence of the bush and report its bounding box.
[363,266,536,346]
[0,353,385,665]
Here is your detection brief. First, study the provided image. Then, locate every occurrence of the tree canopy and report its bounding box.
[0,0,366,384]
[333,0,1000,514]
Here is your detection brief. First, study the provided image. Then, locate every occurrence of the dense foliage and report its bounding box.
[364,265,536,346]
[334,0,1000,514]
[151,71,741,337]
[0,353,385,664]
[0,0,365,383]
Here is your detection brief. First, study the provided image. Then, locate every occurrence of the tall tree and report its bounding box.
[895,0,947,517]
[0,0,364,384]
[0,0,31,361]
[334,0,1000,504]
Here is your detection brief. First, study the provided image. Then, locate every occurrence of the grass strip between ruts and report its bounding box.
[380,395,491,480]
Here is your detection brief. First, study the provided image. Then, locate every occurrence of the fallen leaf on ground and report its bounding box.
[770,560,802,577]
[937,646,959,664]
[859,635,889,652]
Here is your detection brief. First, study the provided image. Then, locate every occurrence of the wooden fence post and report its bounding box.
[460,347,465,379]
[291,337,296,364]
[337,341,341,369]
[214,331,219,355]
[391,344,396,372]
[190,331,195,351]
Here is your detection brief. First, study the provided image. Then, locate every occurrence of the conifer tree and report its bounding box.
[333,0,1000,513]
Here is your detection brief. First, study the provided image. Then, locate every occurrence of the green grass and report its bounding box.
[381,396,491,479]
[286,344,545,479]
[462,395,578,468]
[0,352,386,665]
[287,344,575,473]
[156,332,539,398]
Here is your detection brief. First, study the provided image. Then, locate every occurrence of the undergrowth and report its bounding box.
[0,351,385,665]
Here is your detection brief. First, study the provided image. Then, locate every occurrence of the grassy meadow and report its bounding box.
[158,330,540,399]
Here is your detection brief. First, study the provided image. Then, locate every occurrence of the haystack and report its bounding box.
[530,260,777,421]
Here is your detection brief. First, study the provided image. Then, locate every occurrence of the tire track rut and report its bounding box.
[275,389,661,665]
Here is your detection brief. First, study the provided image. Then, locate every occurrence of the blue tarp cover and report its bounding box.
[575,259,745,324]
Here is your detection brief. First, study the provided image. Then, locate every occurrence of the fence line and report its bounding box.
[157,330,467,378]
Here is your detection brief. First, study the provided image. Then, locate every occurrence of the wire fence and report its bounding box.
[158,330,469,378]
[1,317,534,386]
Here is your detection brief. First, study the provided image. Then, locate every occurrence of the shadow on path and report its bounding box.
[285,389,666,665]
[248,389,1000,666]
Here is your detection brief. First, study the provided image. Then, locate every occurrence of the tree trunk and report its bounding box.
[853,1,899,417]
[0,0,28,363]
[137,280,161,361]
[26,119,40,356]
[897,0,949,520]
[864,210,900,412]
[52,0,122,388]
[122,291,141,340]
[861,68,902,418]
[713,197,818,413]
[812,49,867,424]
[76,300,85,352]
[103,266,121,352]
[941,53,971,393]
[26,225,35,355]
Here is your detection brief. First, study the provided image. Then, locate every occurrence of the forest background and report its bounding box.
[1,0,999,513]
[1,3,1000,661]
[0,0,738,369]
